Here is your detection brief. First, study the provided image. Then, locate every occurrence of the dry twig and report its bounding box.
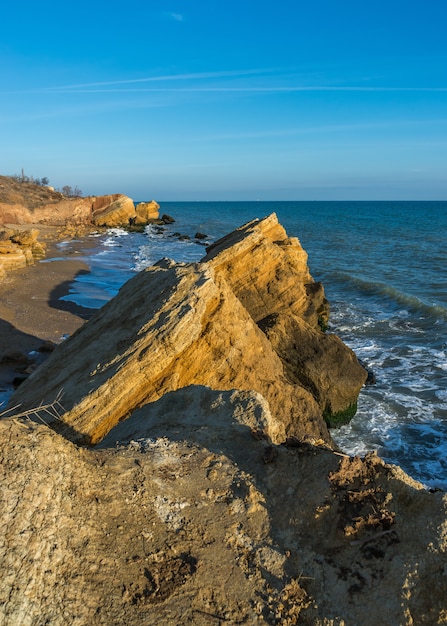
[0,389,65,424]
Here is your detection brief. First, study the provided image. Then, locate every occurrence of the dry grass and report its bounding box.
[1,389,65,425]
[0,175,64,208]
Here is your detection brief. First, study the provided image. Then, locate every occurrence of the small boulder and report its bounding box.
[162,214,175,224]
[135,200,160,222]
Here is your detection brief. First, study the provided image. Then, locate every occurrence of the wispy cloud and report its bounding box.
[41,81,447,95]
[166,12,184,22]
[38,85,447,95]
[6,68,447,96]
[33,69,273,93]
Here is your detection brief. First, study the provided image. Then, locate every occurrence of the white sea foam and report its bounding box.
[133,225,205,272]
[103,227,129,243]
[328,279,447,489]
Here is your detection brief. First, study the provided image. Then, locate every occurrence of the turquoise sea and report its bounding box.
[43,201,447,489]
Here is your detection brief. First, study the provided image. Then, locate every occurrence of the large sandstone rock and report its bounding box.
[203,213,328,328]
[259,312,365,425]
[8,259,325,445]
[8,214,366,445]
[92,194,137,227]
[1,390,447,625]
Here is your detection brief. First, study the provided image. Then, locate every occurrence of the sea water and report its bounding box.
[34,202,447,488]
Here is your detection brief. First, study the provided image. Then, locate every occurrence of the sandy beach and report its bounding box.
[0,231,98,397]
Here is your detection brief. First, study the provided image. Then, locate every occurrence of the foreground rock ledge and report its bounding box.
[1,389,446,625]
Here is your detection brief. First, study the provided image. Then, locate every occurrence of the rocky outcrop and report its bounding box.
[0,228,46,279]
[134,200,160,224]
[0,175,163,277]
[1,389,447,625]
[0,193,147,229]
[259,312,365,425]
[8,214,365,446]
[203,214,328,329]
[91,194,137,227]
[8,259,324,446]
[0,176,160,230]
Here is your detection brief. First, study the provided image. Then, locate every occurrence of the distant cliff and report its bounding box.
[0,174,160,277]
[0,175,160,228]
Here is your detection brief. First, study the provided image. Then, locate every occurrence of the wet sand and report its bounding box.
[0,232,99,397]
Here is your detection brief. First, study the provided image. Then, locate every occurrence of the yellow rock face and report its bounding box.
[0,249,28,272]
[0,190,143,229]
[9,260,323,445]
[8,214,365,447]
[92,194,136,227]
[203,213,327,328]
[135,200,160,222]
[0,230,43,274]
[203,213,366,420]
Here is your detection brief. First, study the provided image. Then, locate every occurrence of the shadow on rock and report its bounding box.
[96,385,447,624]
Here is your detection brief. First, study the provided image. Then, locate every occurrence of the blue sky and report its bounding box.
[1,0,446,200]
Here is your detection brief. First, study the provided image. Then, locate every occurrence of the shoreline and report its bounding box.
[0,230,100,400]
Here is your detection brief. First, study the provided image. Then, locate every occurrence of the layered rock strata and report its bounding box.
[8,213,366,445]
[8,259,323,445]
[0,228,46,279]
[203,214,366,425]
[203,214,328,329]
